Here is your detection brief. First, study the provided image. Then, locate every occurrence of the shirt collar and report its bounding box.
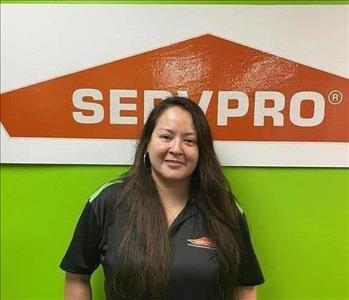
[168,199,197,233]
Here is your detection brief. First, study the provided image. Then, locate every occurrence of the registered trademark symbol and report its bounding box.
[328,90,343,105]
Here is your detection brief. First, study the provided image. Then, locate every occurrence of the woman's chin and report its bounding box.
[152,170,190,185]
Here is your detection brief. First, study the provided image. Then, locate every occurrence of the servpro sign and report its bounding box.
[1,34,348,165]
[72,89,331,129]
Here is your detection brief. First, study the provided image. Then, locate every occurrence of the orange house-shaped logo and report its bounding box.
[1,34,348,142]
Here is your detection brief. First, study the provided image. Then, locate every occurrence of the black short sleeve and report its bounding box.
[59,182,117,275]
[237,212,265,286]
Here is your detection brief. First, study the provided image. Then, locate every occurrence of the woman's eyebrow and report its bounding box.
[157,128,174,134]
[183,132,197,137]
[158,128,196,136]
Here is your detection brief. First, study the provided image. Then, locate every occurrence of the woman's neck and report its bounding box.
[157,183,188,206]
[153,178,190,225]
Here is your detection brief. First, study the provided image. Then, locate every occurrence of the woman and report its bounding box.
[60,97,264,300]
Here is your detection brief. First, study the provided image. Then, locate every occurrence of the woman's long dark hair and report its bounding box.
[108,97,242,299]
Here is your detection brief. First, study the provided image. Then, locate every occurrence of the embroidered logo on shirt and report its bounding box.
[187,237,216,250]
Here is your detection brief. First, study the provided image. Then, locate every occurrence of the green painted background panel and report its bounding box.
[1,1,349,4]
[1,165,348,299]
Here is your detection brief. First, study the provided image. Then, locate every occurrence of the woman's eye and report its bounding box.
[185,139,196,145]
[160,135,171,140]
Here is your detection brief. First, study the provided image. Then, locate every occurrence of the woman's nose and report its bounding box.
[169,138,183,155]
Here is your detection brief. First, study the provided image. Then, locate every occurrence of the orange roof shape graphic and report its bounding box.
[1,34,348,141]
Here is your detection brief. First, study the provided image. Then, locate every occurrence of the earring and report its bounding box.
[143,152,151,171]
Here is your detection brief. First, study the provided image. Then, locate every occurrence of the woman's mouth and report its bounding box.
[164,160,184,167]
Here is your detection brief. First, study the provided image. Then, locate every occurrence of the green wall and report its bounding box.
[1,165,348,299]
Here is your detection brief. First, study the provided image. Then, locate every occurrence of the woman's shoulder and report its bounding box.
[87,180,123,217]
[88,180,121,202]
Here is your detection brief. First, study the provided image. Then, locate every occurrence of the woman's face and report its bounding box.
[147,106,199,186]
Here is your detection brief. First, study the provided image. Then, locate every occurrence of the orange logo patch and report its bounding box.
[187,237,216,250]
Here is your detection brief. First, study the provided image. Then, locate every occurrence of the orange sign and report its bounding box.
[1,34,348,142]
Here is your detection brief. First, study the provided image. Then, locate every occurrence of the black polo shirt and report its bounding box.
[60,182,264,299]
